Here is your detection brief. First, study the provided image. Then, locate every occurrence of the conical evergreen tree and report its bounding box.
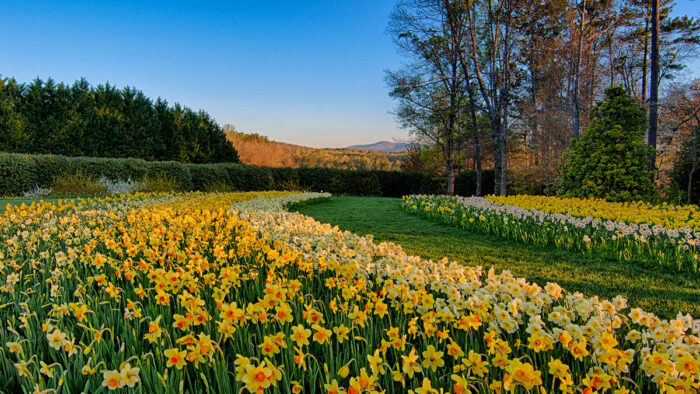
[560,86,655,202]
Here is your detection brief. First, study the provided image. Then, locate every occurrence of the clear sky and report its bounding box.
[0,1,698,148]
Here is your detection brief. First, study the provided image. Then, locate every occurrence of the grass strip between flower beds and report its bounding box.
[402,195,699,274]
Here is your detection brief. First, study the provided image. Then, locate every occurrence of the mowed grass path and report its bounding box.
[292,196,700,319]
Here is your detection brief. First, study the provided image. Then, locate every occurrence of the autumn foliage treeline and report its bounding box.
[0,76,239,163]
[388,0,699,197]
[225,129,404,171]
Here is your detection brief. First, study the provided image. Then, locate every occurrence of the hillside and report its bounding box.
[226,130,405,171]
[345,141,408,152]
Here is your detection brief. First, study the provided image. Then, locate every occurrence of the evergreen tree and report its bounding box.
[153,98,175,160]
[0,77,27,151]
[66,78,93,156]
[20,78,72,154]
[0,76,239,163]
[560,86,654,201]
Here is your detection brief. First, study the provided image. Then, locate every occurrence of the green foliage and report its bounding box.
[185,163,233,191]
[0,76,239,164]
[0,78,27,150]
[0,153,40,195]
[454,170,495,196]
[141,176,181,193]
[203,180,237,193]
[237,165,275,191]
[0,151,492,197]
[374,170,440,197]
[560,87,655,202]
[269,167,302,191]
[50,171,108,196]
[671,140,700,204]
[0,152,486,197]
[275,167,442,197]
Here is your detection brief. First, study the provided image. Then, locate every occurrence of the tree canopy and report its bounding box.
[0,76,239,163]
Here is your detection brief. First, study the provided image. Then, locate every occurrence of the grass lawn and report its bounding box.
[292,196,700,319]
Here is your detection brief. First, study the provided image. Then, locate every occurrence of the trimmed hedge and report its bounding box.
[454,170,495,197]
[0,152,489,197]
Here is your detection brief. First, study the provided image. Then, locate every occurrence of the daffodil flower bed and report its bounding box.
[485,195,700,231]
[1,192,698,394]
[402,195,700,274]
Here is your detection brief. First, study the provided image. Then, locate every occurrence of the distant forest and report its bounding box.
[0,77,239,163]
[225,128,404,171]
[388,0,700,196]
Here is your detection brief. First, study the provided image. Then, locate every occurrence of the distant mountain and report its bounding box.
[345,141,409,152]
[226,132,405,171]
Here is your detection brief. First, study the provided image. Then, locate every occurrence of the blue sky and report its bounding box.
[1,1,698,148]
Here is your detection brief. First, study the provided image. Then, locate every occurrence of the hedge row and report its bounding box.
[0,152,494,197]
[454,169,495,197]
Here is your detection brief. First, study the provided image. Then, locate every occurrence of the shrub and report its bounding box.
[454,170,494,197]
[96,177,144,195]
[141,176,182,193]
[30,153,71,187]
[23,185,52,198]
[670,140,700,205]
[0,153,38,195]
[0,151,464,197]
[559,87,654,202]
[146,161,193,191]
[375,171,438,197]
[186,164,230,191]
[50,171,107,196]
[232,165,274,191]
[328,170,382,196]
[270,167,303,191]
[204,180,238,193]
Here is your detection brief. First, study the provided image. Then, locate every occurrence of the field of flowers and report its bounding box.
[402,195,700,274]
[485,195,700,231]
[1,191,698,393]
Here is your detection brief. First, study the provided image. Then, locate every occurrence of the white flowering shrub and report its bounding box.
[22,185,52,198]
[96,177,145,195]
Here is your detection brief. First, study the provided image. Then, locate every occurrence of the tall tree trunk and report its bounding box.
[489,2,501,196]
[642,18,649,104]
[529,55,538,168]
[493,119,502,195]
[608,35,615,87]
[689,125,697,204]
[446,162,456,195]
[572,0,586,140]
[500,0,511,196]
[501,115,508,195]
[466,80,482,196]
[543,138,550,192]
[490,0,504,195]
[457,37,487,196]
[648,0,659,174]
[457,0,500,195]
